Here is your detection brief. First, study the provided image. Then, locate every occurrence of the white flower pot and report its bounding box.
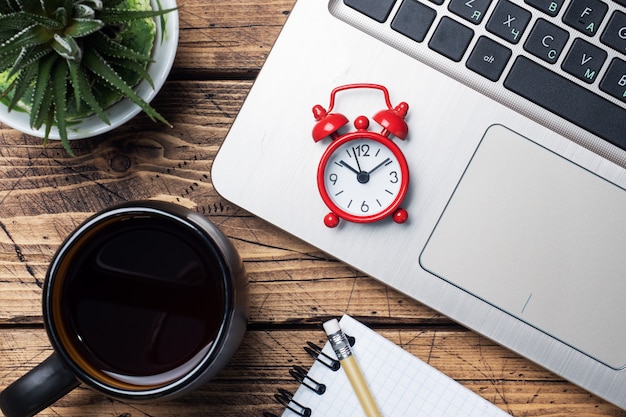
[0,0,179,140]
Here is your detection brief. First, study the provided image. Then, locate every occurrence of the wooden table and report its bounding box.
[0,1,625,416]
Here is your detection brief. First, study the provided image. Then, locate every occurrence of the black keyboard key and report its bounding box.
[600,11,626,55]
[448,0,493,24]
[562,0,608,36]
[466,36,512,80]
[504,56,626,150]
[562,38,607,83]
[428,17,475,61]
[599,58,626,102]
[344,0,397,22]
[392,0,437,43]
[614,0,626,6]
[524,0,565,17]
[524,18,570,63]
[486,0,532,44]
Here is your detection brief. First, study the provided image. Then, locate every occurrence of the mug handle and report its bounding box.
[0,353,79,417]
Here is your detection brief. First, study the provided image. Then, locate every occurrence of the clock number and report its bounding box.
[329,173,338,185]
[361,201,369,213]
[352,144,370,158]
[389,171,399,184]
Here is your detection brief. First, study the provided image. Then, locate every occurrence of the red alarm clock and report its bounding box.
[312,84,410,228]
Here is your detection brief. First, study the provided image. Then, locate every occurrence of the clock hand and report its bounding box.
[339,160,360,175]
[367,158,391,175]
[351,147,363,172]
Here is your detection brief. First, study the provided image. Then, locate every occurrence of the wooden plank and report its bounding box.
[2,328,624,416]
[0,211,442,324]
[173,0,296,76]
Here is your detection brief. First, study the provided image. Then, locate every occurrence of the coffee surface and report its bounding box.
[61,215,226,381]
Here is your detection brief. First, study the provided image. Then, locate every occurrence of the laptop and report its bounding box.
[212,0,626,409]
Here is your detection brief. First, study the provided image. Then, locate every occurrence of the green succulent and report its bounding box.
[0,0,176,155]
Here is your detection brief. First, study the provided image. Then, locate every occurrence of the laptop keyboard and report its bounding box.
[336,0,626,152]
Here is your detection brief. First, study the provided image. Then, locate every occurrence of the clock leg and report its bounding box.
[393,208,408,224]
[324,213,340,228]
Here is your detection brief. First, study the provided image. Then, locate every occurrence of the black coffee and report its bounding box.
[57,214,226,385]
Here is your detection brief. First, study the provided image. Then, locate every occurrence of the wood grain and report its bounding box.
[1,0,625,416]
[173,0,295,77]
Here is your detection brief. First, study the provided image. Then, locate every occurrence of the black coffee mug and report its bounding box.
[0,201,248,417]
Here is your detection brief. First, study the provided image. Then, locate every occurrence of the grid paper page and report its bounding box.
[282,315,510,417]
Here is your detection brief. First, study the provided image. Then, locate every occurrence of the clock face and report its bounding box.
[318,133,409,222]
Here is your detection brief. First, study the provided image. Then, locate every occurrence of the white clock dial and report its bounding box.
[323,138,404,217]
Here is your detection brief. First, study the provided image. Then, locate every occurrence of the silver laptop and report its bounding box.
[212,0,626,409]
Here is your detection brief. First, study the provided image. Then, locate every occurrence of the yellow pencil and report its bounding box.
[323,318,382,417]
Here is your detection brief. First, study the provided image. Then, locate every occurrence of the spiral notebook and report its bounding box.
[273,315,510,416]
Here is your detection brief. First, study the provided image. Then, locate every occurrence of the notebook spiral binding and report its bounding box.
[264,333,356,416]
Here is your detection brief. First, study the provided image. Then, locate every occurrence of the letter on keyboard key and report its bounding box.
[524,18,570,64]
[599,58,626,103]
[504,56,626,151]
[344,0,397,22]
[562,0,608,36]
[600,11,626,54]
[524,0,565,16]
[448,0,493,24]
[562,38,607,83]
[486,0,532,44]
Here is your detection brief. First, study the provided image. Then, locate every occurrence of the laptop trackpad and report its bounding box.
[420,124,626,369]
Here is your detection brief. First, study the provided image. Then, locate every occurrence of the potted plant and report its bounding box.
[0,0,178,155]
